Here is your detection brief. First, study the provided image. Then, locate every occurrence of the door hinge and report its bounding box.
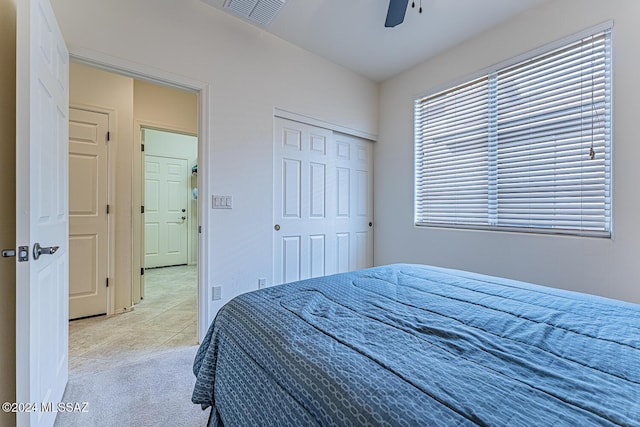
[106,277,109,287]
[141,205,145,214]
[198,225,202,234]
[141,268,144,276]
[107,131,110,142]
[106,204,110,214]
[141,144,145,152]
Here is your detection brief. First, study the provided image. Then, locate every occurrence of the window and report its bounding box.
[414,26,612,237]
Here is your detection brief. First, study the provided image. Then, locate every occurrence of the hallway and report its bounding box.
[68,265,198,375]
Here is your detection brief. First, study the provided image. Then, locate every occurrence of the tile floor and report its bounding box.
[68,265,198,376]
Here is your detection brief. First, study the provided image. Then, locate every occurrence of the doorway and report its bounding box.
[67,61,204,374]
[143,129,198,270]
[140,128,198,318]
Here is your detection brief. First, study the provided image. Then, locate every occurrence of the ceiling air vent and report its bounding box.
[224,0,286,27]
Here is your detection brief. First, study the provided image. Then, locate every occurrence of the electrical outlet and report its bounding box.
[212,286,222,301]
[258,278,266,289]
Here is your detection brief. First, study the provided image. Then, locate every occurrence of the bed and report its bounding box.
[192,264,640,426]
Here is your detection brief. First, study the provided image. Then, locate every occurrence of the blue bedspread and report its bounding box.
[192,264,640,426]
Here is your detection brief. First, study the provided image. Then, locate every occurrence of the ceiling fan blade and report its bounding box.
[385,0,409,28]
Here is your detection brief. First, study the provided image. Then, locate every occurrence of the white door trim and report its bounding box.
[69,104,116,316]
[68,48,211,342]
[274,107,378,142]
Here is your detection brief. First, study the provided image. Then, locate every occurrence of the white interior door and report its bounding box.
[273,117,373,285]
[68,108,109,319]
[16,0,69,425]
[145,155,189,268]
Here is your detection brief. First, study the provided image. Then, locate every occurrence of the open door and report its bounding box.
[16,0,69,425]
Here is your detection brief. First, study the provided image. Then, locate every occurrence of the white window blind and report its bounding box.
[415,27,612,237]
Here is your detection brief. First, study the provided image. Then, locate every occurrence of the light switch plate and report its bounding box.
[212,195,232,209]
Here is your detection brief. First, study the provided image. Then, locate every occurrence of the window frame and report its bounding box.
[413,22,614,238]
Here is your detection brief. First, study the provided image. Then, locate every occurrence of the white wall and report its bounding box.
[376,0,640,304]
[51,0,379,323]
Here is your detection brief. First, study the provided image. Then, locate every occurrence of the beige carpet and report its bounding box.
[54,345,210,427]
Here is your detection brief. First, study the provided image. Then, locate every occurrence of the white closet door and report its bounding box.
[333,133,374,273]
[273,117,373,285]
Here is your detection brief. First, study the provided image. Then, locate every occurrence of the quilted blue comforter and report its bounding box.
[192,264,640,426]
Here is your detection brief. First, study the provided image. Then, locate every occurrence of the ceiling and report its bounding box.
[202,0,551,82]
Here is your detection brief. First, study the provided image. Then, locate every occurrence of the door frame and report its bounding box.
[69,104,116,316]
[70,48,211,341]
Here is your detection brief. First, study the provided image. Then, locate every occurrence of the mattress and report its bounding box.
[192,264,640,426]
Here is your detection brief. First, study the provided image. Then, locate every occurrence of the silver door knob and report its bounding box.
[33,243,59,260]
[181,216,186,220]
[274,224,280,231]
